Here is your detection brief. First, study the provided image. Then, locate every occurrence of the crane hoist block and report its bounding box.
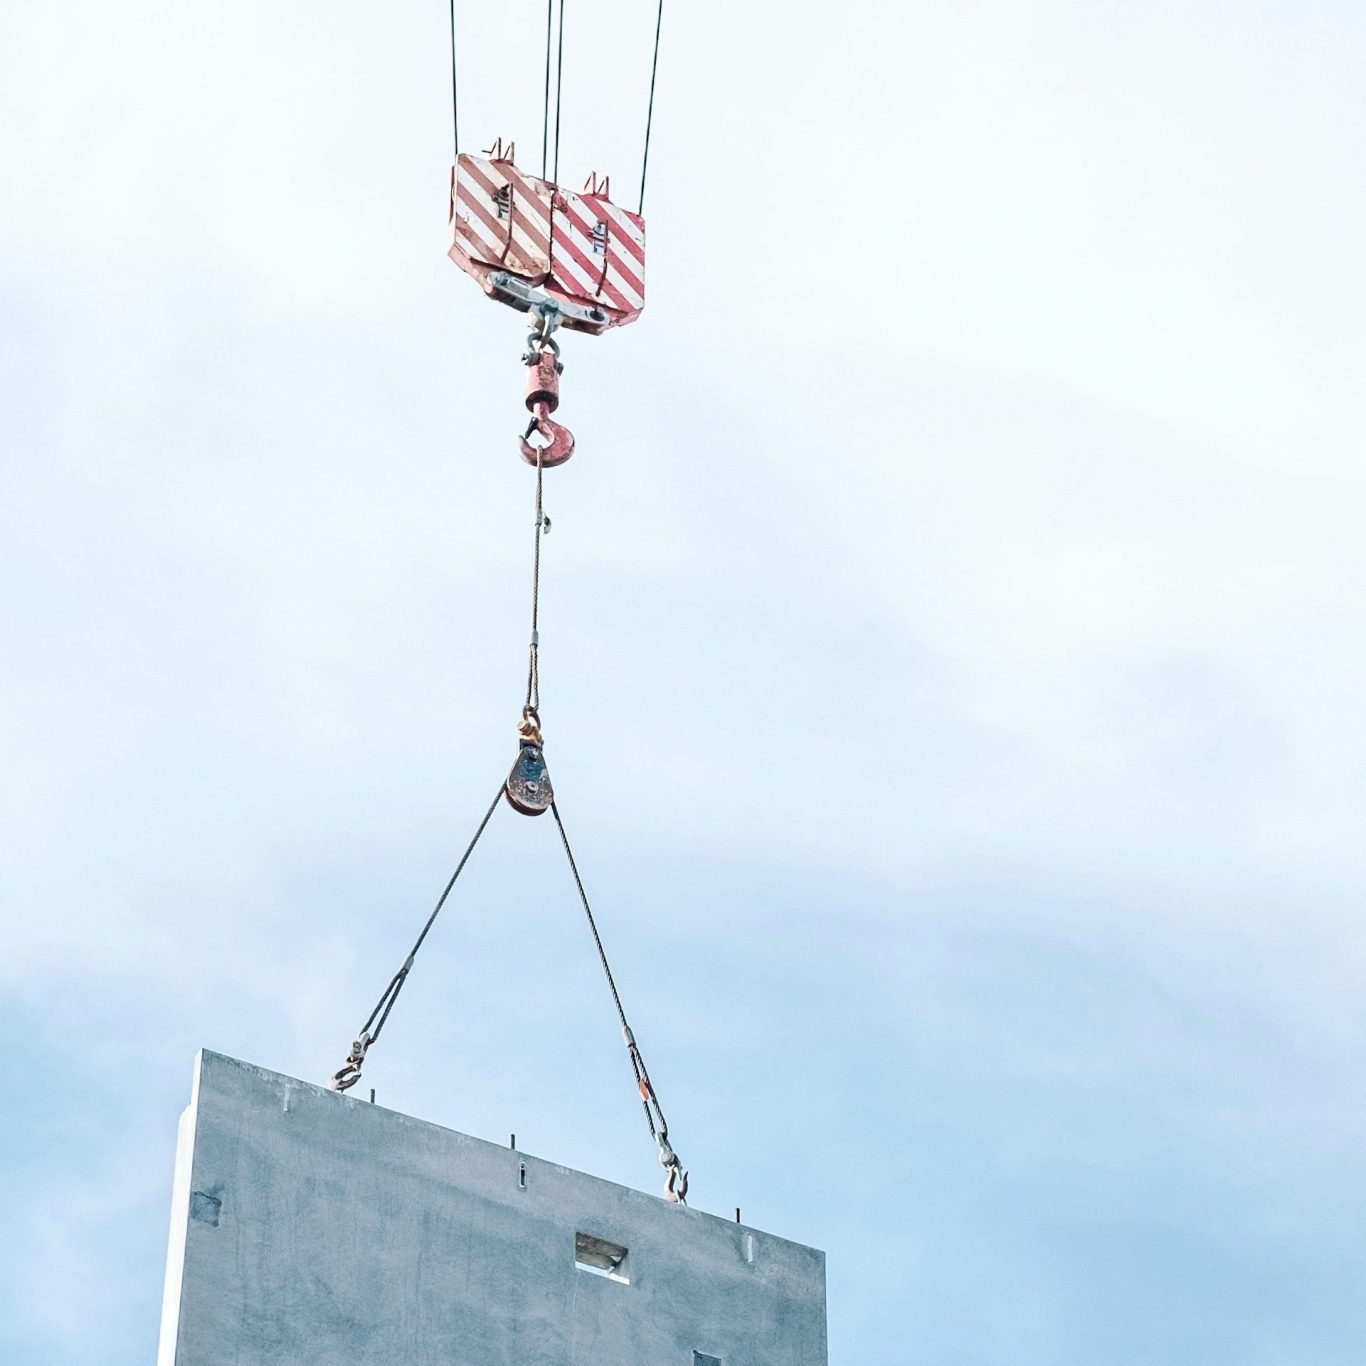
[449,151,646,335]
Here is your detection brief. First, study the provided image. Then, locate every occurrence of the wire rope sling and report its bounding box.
[327,1,688,1205]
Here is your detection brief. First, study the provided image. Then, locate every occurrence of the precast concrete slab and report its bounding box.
[157,1050,828,1366]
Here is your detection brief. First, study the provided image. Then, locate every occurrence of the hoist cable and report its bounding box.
[549,798,688,1200]
[448,0,460,156]
[541,1,553,179]
[552,0,566,186]
[550,801,630,1033]
[524,447,546,712]
[371,781,505,1032]
[329,433,689,1192]
[637,0,664,213]
[363,781,502,1043]
[328,782,504,1090]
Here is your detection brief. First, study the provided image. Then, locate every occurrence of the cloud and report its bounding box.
[3,3,1366,1363]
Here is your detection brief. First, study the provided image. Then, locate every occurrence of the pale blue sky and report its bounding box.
[3,3,1366,1362]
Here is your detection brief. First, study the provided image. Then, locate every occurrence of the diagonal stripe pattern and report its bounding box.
[453,154,553,282]
[449,153,646,330]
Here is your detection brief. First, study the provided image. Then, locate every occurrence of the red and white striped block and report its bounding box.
[451,154,553,283]
[448,152,645,333]
[549,188,645,321]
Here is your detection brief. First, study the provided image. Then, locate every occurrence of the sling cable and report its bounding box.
[328,1,688,1205]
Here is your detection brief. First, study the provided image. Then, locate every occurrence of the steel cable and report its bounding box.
[524,446,545,712]
[448,0,460,156]
[328,782,504,1090]
[550,798,688,1201]
[541,0,553,178]
[638,0,664,213]
[552,0,566,185]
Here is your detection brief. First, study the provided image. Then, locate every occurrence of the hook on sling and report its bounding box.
[329,1030,371,1092]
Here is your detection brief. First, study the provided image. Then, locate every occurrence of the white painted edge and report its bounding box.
[156,1049,203,1366]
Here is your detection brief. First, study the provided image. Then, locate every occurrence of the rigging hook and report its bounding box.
[518,345,575,467]
[521,405,575,467]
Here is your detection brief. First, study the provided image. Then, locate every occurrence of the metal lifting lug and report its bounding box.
[662,1148,689,1205]
[519,349,574,467]
[505,709,553,816]
[329,1030,371,1093]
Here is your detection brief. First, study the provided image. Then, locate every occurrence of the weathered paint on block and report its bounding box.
[158,1051,828,1366]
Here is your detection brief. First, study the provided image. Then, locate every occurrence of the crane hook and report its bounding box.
[520,403,575,467]
[518,346,575,467]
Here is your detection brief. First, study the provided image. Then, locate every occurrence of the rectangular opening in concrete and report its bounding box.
[694,1353,724,1366]
[575,1231,630,1284]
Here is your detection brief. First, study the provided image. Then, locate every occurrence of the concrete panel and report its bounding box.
[158,1051,828,1366]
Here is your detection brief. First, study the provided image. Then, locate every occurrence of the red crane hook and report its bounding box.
[518,348,575,467]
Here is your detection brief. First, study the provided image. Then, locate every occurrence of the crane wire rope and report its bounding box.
[330,1,687,1202]
[519,426,684,1197]
[541,0,554,178]
[524,446,546,713]
[551,797,688,1200]
[449,1,663,208]
[638,0,664,213]
[329,780,504,1092]
[328,441,687,1199]
[552,0,566,187]
[448,0,460,156]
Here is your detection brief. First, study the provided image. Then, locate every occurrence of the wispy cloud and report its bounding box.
[3,3,1366,1363]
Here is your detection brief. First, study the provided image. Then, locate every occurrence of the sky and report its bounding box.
[3,2,1366,1362]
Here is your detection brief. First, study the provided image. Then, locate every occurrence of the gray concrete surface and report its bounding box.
[157,1051,828,1365]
